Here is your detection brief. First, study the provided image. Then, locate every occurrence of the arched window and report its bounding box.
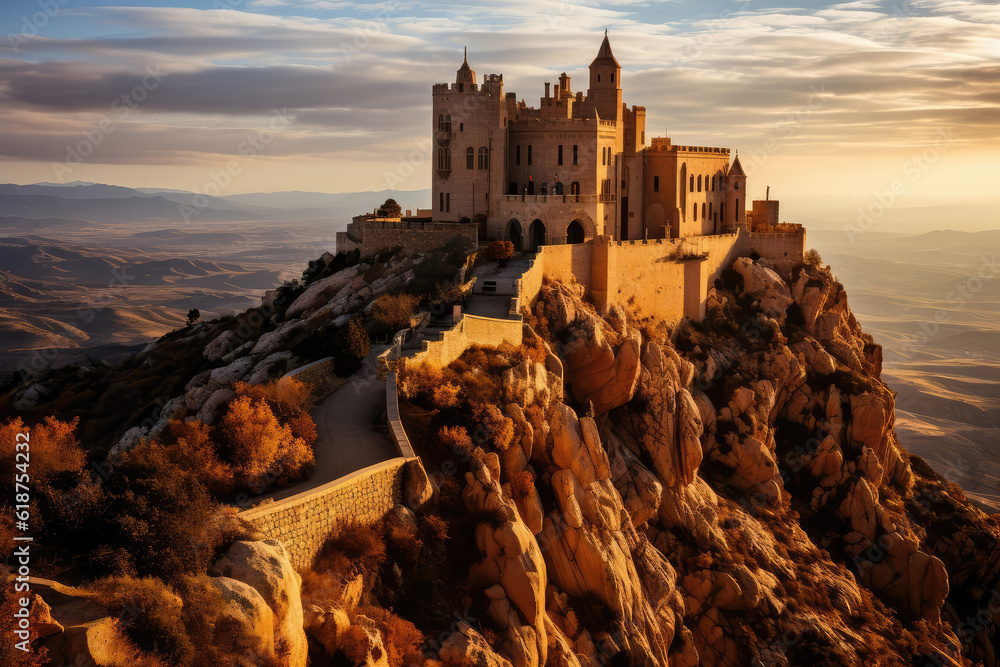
[478,146,489,169]
[711,175,716,191]
[466,147,474,169]
[702,203,706,219]
[690,175,694,192]
[437,114,444,131]
[570,181,580,202]
[437,113,451,132]
[693,203,698,221]
[697,175,702,192]
[437,148,451,170]
[709,203,713,219]
[734,181,740,191]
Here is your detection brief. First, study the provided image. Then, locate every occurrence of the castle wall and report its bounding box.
[414,313,524,368]
[740,227,806,276]
[336,221,478,255]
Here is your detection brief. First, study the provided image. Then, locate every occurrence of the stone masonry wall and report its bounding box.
[413,314,523,368]
[241,458,407,569]
[283,357,340,400]
[337,221,479,255]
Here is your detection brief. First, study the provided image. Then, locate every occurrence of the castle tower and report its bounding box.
[725,155,747,228]
[431,49,507,232]
[588,31,623,124]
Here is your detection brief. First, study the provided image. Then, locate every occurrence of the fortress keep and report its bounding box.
[430,33,763,248]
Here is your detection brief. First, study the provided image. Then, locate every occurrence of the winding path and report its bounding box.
[253,355,399,505]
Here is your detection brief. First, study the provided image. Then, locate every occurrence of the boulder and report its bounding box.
[440,622,513,667]
[210,576,275,658]
[210,539,307,667]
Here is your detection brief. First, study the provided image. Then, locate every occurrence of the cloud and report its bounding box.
[0,0,996,192]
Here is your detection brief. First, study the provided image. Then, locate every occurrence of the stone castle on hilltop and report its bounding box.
[431,32,763,248]
[338,33,804,325]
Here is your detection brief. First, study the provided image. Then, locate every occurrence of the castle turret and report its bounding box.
[456,47,476,86]
[588,31,622,124]
[726,155,747,228]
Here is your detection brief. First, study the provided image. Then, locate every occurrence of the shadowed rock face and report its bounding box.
[427,257,999,667]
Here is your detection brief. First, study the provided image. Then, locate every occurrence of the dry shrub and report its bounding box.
[234,377,314,421]
[163,419,233,498]
[474,404,514,451]
[421,515,450,543]
[431,383,462,409]
[218,396,313,492]
[88,576,192,664]
[370,293,421,334]
[437,425,473,456]
[318,522,387,576]
[355,606,427,667]
[0,415,85,484]
[399,361,443,402]
[0,576,49,667]
[521,330,549,366]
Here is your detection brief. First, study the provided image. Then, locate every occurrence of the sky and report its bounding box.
[0,0,998,218]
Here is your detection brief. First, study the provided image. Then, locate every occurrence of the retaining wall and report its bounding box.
[240,458,408,569]
[283,357,340,399]
[412,314,524,368]
[241,371,422,570]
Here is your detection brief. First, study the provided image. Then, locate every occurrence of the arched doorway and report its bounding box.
[567,219,585,244]
[507,219,523,251]
[528,219,545,252]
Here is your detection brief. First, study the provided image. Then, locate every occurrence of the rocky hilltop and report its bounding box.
[2,244,999,666]
[380,253,1000,666]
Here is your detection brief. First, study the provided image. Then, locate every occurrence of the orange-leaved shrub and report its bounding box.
[369,292,421,336]
[354,606,427,667]
[0,416,85,488]
[162,419,233,498]
[217,396,313,493]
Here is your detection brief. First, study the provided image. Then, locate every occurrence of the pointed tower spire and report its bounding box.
[456,46,476,85]
[591,31,620,68]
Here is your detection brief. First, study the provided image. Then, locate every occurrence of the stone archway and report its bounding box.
[507,219,523,251]
[567,219,585,244]
[528,219,546,252]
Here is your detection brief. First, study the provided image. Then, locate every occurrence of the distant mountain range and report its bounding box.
[0,182,430,227]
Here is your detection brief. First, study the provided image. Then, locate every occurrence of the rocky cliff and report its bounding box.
[376,253,1000,666]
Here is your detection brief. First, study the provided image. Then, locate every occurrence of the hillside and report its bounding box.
[1,244,998,666]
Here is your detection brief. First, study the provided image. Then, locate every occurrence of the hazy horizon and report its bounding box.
[1,0,998,226]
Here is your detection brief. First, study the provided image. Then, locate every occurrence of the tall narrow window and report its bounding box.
[653,176,659,192]
[697,175,702,192]
[702,203,706,219]
[734,199,739,221]
[516,145,521,166]
[711,175,716,191]
[527,145,532,165]
[446,193,450,212]
[690,175,694,192]
[602,148,606,166]
[466,147,474,169]
[478,146,489,169]
[439,192,444,211]
[444,148,451,170]
[735,182,740,190]
[573,145,578,165]
[693,203,698,221]
[558,145,563,165]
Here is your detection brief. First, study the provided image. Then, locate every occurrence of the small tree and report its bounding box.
[377,198,402,218]
[186,309,200,326]
[484,240,514,263]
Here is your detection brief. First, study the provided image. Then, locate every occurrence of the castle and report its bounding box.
[338,34,803,325]
[339,33,789,256]
[430,33,779,248]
